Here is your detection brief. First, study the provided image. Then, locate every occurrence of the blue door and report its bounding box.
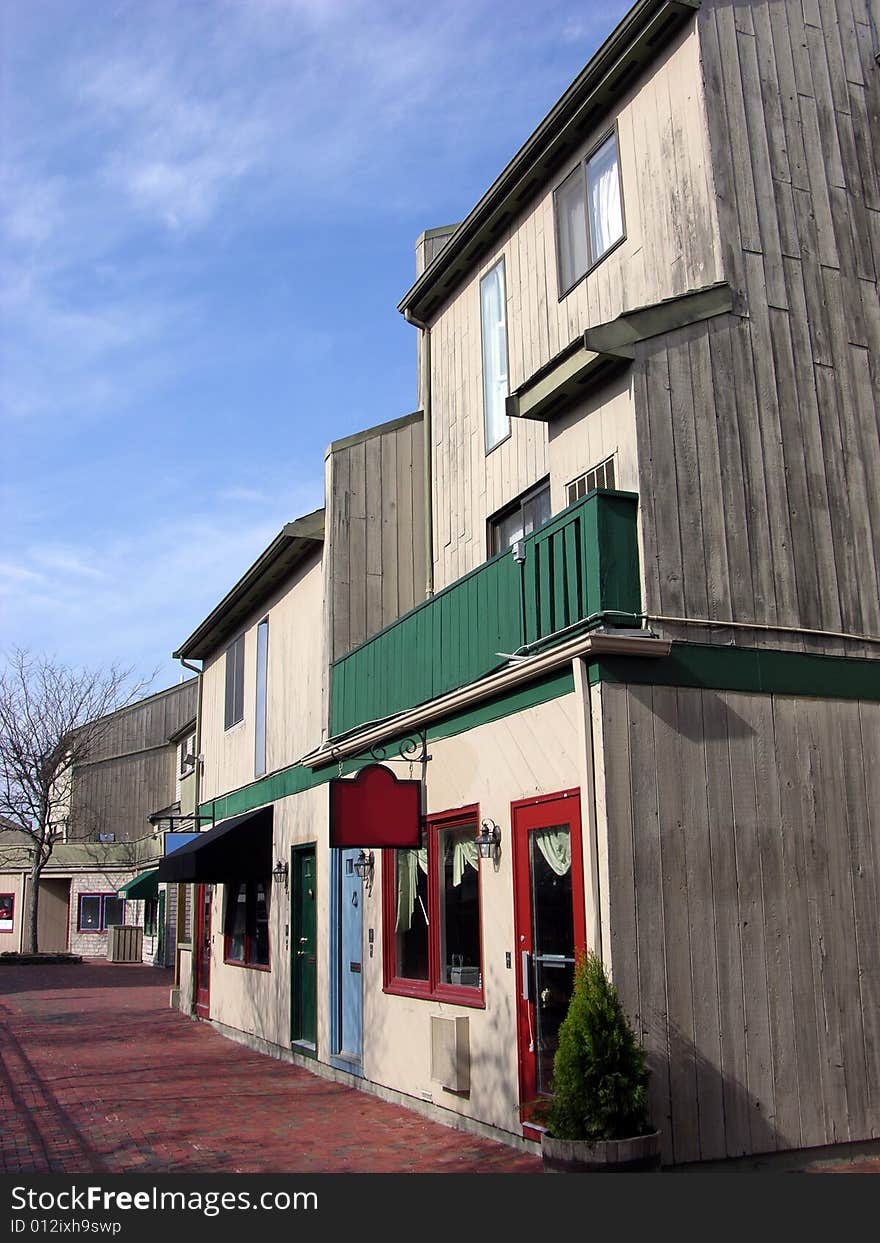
[331,848,363,1071]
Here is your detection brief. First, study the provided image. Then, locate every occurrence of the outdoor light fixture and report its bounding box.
[354,849,375,893]
[272,859,289,891]
[476,819,502,861]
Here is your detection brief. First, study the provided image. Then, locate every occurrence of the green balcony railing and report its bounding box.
[329,489,641,737]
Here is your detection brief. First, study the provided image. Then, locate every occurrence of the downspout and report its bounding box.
[572,658,602,961]
[404,309,434,598]
[177,655,203,1012]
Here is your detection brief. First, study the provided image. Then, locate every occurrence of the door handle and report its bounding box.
[299,937,309,943]
[522,951,531,1001]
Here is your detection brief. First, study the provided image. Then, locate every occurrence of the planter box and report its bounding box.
[541,1130,661,1173]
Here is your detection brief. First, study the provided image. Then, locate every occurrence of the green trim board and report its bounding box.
[589,641,880,700]
[201,642,880,824]
[202,669,576,823]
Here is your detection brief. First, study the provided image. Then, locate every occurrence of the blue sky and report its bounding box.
[1,0,630,692]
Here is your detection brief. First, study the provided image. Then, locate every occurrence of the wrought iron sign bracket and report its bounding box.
[367,730,432,766]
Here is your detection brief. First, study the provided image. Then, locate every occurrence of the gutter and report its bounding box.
[302,630,671,767]
[404,309,434,598]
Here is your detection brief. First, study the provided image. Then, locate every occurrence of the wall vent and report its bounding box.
[430,1016,470,1093]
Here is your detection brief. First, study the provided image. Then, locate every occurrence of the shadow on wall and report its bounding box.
[641,1012,783,1166]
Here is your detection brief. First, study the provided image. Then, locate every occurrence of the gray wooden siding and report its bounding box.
[68,681,197,843]
[636,0,880,653]
[324,414,426,662]
[427,19,723,592]
[601,680,880,1165]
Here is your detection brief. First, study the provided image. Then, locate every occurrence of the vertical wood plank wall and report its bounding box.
[601,680,880,1165]
[324,413,426,663]
[635,0,880,655]
[427,21,724,593]
[69,681,198,843]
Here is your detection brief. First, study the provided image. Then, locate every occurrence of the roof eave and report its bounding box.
[398,0,700,323]
[174,508,325,662]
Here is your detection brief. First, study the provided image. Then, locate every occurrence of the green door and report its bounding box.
[291,846,317,1053]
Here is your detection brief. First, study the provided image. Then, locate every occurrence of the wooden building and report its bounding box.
[0,680,198,961]
[166,0,880,1166]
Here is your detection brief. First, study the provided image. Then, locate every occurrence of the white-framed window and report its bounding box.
[254,618,269,777]
[566,455,616,506]
[179,731,196,777]
[554,129,624,296]
[480,257,510,452]
[224,633,245,730]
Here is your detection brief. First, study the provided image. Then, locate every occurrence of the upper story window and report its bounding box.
[554,129,624,297]
[488,478,551,557]
[480,257,510,452]
[254,618,269,778]
[224,633,245,730]
[179,732,196,777]
[382,808,484,1006]
[566,455,616,506]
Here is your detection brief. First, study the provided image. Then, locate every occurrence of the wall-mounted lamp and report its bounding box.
[476,820,502,862]
[272,859,289,891]
[354,849,375,894]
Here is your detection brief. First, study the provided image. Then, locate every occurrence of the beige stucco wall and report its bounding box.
[361,691,586,1136]
[201,784,328,1052]
[198,686,595,1138]
[200,552,325,805]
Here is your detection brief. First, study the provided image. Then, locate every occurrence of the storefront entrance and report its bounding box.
[512,790,586,1127]
[291,845,317,1053]
[194,883,213,1018]
[330,848,363,1072]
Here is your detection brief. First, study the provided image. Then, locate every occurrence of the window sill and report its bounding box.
[383,978,486,1010]
[484,426,512,457]
[223,957,271,972]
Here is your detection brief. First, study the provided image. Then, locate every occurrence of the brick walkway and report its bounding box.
[0,960,540,1175]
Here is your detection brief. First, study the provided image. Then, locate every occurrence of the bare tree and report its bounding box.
[0,647,152,952]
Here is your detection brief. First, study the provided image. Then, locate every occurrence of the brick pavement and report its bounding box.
[0,960,540,1175]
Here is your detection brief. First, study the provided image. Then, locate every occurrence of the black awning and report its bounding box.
[155,807,273,884]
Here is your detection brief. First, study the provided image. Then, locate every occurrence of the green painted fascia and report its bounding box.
[202,669,576,822]
[203,642,880,824]
[588,641,880,700]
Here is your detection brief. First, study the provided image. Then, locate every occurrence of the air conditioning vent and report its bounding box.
[430,1016,470,1093]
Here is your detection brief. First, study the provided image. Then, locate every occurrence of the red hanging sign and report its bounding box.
[329,765,422,849]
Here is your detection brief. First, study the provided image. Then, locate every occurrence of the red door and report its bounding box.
[512,791,586,1131]
[194,883,213,1018]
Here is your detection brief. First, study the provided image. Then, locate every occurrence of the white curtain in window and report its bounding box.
[481,260,509,450]
[534,827,571,876]
[396,847,428,932]
[588,135,623,259]
[452,837,479,887]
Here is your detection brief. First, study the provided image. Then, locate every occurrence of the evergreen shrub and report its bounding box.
[547,950,651,1141]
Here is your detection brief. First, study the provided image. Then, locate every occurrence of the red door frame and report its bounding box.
[511,789,586,1126]
[194,883,213,1019]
